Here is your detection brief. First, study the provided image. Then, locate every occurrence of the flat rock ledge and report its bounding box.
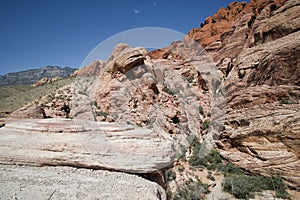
[0,118,175,173]
[0,164,166,200]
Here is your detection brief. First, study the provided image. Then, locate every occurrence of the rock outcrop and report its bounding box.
[0,66,76,86]
[208,0,300,188]
[0,118,175,173]
[1,0,299,197]
[33,76,62,86]
[71,60,104,77]
[93,41,224,151]
[150,0,299,190]
[9,105,46,119]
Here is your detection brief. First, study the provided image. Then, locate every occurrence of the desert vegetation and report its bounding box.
[165,137,291,200]
[0,77,74,116]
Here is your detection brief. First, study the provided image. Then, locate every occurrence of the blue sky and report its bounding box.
[0,0,247,75]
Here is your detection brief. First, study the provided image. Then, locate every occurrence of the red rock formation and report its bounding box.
[150,0,288,61]
[72,60,104,77]
[33,76,62,87]
[187,1,246,47]
[151,0,299,189]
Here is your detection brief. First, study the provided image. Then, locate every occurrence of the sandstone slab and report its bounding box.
[0,118,175,173]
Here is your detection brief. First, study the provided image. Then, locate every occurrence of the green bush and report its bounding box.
[96,111,109,117]
[207,171,215,181]
[187,135,197,146]
[280,98,290,104]
[188,141,206,168]
[217,161,243,175]
[202,121,210,130]
[166,170,177,181]
[187,76,194,83]
[198,106,204,115]
[173,180,209,200]
[90,101,98,108]
[162,87,175,95]
[222,175,290,200]
[188,141,223,170]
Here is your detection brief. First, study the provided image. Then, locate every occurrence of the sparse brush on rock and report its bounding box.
[173,180,209,200]
[223,175,290,200]
[187,139,291,199]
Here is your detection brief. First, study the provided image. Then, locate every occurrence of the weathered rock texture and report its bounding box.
[93,41,224,151]
[208,0,300,188]
[71,60,104,77]
[0,164,166,200]
[1,0,299,196]
[150,0,300,189]
[0,118,175,173]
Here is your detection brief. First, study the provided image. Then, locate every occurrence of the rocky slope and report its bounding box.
[0,0,299,199]
[0,66,76,86]
[216,0,300,189]
[151,0,300,189]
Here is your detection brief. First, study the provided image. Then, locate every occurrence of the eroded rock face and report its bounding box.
[109,47,147,74]
[213,0,300,188]
[71,60,104,77]
[150,0,300,190]
[0,118,175,173]
[0,164,166,200]
[187,1,247,48]
[93,40,224,151]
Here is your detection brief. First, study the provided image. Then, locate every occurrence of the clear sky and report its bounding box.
[0,0,247,75]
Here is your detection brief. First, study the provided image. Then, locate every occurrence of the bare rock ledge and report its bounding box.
[0,118,175,173]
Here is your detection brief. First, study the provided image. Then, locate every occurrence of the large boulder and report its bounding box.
[109,47,147,74]
[9,105,46,119]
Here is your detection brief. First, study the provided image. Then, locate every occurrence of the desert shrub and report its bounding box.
[188,141,206,168]
[187,135,197,146]
[186,140,290,200]
[187,76,194,83]
[188,141,223,170]
[217,161,243,175]
[166,170,177,181]
[96,111,109,117]
[280,98,289,104]
[198,106,204,115]
[205,149,223,170]
[207,171,215,181]
[178,167,185,172]
[90,101,98,107]
[202,120,210,130]
[162,87,175,95]
[173,180,209,200]
[222,175,290,200]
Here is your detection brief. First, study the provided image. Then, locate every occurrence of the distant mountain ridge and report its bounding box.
[0,66,77,86]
